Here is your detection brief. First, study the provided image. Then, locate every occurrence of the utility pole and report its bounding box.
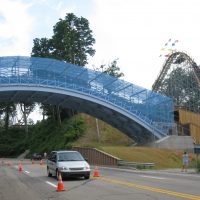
[96,118,100,142]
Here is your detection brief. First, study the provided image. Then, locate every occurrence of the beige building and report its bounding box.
[174,108,200,144]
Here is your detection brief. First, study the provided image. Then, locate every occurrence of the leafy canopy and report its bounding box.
[31,13,95,66]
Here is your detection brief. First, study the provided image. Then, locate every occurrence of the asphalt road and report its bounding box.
[0,159,200,200]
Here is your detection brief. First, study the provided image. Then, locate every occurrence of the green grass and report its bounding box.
[99,146,184,169]
[74,113,134,146]
[74,114,196,169]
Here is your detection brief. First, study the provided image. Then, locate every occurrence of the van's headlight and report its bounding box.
[85,165,90,170]
[85,166,90,170]
[59,166,68,170]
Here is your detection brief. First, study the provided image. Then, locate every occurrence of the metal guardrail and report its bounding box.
[117,160,155,168]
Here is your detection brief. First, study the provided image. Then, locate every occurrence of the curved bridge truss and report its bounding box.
[0,56,174,144]
[152,51,200,114]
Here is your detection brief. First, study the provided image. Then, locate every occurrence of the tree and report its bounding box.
[31,13,95,66]
[20,102,35,136]
[31,38,53,59]
[103,59,124,78]
[0,102,16,131]
[93,58,124,78]
[31,13,96,123]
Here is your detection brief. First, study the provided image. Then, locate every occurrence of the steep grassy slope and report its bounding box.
[100,146,187,169]
[74,114,196,169]
[74,113,134,147]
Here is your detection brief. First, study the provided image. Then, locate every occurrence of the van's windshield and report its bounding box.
[57,152,85,162]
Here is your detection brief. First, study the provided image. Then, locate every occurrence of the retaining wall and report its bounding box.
[72,147,120,166]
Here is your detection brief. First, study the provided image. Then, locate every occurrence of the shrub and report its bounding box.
[196,158,200,173]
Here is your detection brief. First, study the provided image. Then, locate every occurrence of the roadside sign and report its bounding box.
[194,144,200,154]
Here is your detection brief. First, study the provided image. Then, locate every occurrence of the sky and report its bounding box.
[1,0,200,91]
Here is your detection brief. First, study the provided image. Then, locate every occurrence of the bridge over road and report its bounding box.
[0,56,174,144]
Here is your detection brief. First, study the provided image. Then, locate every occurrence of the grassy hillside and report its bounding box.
[100,146,187,169]
[74,113,134,146]
[74,114,196,169]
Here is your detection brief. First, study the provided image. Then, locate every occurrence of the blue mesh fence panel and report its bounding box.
[0,56,174,136]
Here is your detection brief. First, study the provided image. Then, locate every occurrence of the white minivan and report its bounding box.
[47,150,90,179]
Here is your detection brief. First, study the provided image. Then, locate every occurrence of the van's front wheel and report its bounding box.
[84,174,90,179]
[47,167,52,177]
[56,169,59,180]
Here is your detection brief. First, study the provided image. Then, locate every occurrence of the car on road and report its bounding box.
[31,153,42,160]
[47,150,90,179]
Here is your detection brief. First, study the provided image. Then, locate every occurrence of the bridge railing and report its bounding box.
[0,76,173,137]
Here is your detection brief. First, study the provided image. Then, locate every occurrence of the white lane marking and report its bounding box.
[24,170,30,174]
[46,181,57,188]
[141,175,167,180]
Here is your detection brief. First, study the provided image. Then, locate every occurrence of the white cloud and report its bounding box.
[55,2,75,19]
[89,0,200,89]
[0,0,33,56]
[1,0,200,90]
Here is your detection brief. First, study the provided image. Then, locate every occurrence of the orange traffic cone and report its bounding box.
[93,166,100,177]
[18,163,23,172]
[56,172,65,192]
